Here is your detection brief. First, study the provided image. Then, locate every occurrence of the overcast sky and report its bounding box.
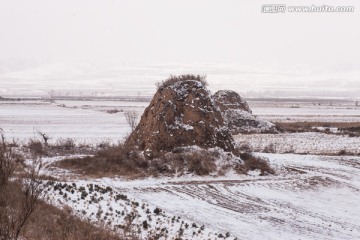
[0,0,359,97]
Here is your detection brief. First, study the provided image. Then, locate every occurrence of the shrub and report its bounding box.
[56,138,76,151]
[338,149,347,155]
[187,151,217,175]
[26,139,46,157]
[153,207,162,215]
[124,111,139,131]
[263,143,276,153]
[142,220,148,229]
[238,152,275,175]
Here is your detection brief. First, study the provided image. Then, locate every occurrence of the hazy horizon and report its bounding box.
[1,0,359,98]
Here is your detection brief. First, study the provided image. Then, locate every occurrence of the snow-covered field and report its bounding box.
[2,98,360,239]
[1,99,359,144]
[41,153,360,239]
[236,132,360,155]
[251,105,360,123]
[0,100,138,144]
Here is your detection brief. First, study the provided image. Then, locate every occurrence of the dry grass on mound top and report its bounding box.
[155,74,207,90]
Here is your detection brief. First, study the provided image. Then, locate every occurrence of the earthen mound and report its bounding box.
[214,90,252,113]
[214,90,278,134]
[126,79,234,158]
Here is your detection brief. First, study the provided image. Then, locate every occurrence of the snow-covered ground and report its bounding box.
[251,106,360,123]
[0,100,136,144]
[1,99,359,144]
[235,132,360,155]
[3,98,360,239]
[40,153,360,239]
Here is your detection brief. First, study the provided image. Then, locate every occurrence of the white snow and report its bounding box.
[236,132,360,155]
[3,98,360,239]
[40,153,360,239]
[0,100,132,144]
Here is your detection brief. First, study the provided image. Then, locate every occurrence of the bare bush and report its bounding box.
[26,139,46,158]
[155,74,207,90]
[55,138,76,151]
[124,111,139,131]
[0,133,43,240]
[263,143,277,153]
[237,152,275,175]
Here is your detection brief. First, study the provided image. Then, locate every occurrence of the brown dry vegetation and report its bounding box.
[56,145,225,178]
[56,142,275,178]
[1,133,42,240]
[237,152,275,176]
[24,139,100,158]
[56,144,146,178]
[0,135,136,240]
[1,181,128,240]
[23,201,127,240]
[277,122,360,136]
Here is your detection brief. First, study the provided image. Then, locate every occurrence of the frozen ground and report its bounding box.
[247,99,359,123]
[0,100,137,144]
[235,132,360,155]
[1,99,359,144]
[40,153,360,239]
[3,98,360,239]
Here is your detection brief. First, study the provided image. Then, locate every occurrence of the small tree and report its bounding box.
[0,132,17,192]
[37,131,49,146]
[0,131,43,240]
[124,111,139,131]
